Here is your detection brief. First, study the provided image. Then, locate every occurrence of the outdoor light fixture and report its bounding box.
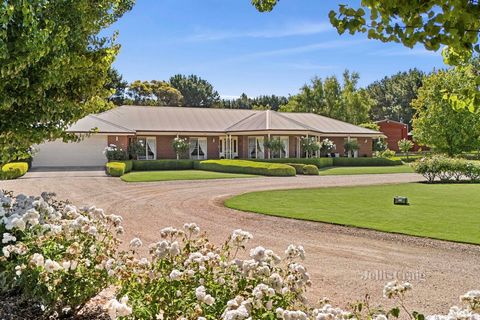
[393,196,409,205]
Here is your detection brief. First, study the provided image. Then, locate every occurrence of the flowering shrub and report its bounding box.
[105,144,129,161]
[172,137,189,160]
[300,137,320,158]
[113,225,311,319]
[374,149,396,159]
[0,191,124,315]
[320,138,336,156]
[412,155,480,183]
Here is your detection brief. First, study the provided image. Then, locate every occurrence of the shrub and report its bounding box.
[344,140,359,157]
[412,155,480,183]
[333,157,402,166]
[374,148,396,158]
[172,137,189,160]
[320,138,336,156]
[303,164,319,175]
[106,160,133,177]
[132,159,194,171]
[257,157,333,168]
[300,136,320,157]
[1,162,29,180]
[104,144,128,161]
[285,163,306,174]
[197,159,296,176]
[0,191,124,316]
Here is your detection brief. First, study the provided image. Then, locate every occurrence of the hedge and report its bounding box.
[257,158,333,168]
[1,162,29,180]
[196,160,296,177]
[332,157,402,166]
[303,164,319,175]
[132,160,194,171]
[285,163,305,174]
[106,160,133,177]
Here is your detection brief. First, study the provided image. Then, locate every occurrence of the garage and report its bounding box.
[32,135,108,167]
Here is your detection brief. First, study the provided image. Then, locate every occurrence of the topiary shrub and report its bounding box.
[132,159,194,171]
[302,164,319,175]
[197,160,296,176]
[106,160,133,177]
[1,162,29,180]
[285,163,306,174]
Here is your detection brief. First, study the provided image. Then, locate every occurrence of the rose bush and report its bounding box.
[0,191,124,316]
[1,191,479,319]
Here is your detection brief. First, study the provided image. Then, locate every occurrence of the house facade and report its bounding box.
[32,106,384,167]
[376,119,409,152]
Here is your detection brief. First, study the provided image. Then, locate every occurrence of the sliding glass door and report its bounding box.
[189,137,208,160]
[248,136,264,159]
[137,137,156,160]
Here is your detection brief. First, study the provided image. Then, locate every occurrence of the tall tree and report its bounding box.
[365,69,424,125]
[280,71,372,124]
[169,74,220,107]
[105,68,128,106]
[0,0,134,165]
[126,80,183,106]
[412,63,480,156]
[127,80,155,105]
[252,1,480,111]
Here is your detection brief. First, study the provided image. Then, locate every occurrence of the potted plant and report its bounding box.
[172,137,189,160]
[320,138,336,157]
[344,140,359,158]
[300,136,320,158]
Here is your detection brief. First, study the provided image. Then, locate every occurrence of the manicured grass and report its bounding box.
[225,183,480,244]
[121,170,257,182]
[319,165,414,176]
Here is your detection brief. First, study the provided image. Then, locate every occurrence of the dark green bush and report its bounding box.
[197,160,296,177]
[332,157,402,166]
[132,160,194,171]
[257,158,333,168]
[302,164,319,175]
[285,163,306,174]
[1,162,29,180]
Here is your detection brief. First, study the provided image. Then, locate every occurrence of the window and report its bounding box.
[136,137,156,160]
[248,136,264,159]
[189,137,207,160]
[219,136,238,158]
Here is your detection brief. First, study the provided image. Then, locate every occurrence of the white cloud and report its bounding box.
[186,21,332,42]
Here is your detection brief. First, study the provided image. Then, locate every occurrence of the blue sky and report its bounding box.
[110,0,446,98]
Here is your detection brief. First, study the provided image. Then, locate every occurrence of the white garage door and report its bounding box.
[33,135,108,167]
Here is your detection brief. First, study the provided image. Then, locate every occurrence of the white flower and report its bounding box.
[129,237,143,248]
[44,259,63,273]
[62,261,72,271]
[105,296,132,320]
[285,244,305,260]
[10,217,26,231]
[230,229,253,247]
[2,233,16,244]
[460,290,480,306]
[183,222,200,235]
[249,246,266,262]
[383,281,412,299]
[169,269,183,280]
[31,253,45,267]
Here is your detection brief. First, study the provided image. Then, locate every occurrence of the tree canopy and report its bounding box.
[169,74,220,107]
[365,69,424,125]
[252,0,480,111]
[281,70,372,125]
[0,0,134,165]
[220,94,288,110]
[126,80,183,106]
[412,61,480,156]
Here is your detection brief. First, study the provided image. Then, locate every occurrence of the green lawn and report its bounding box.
[225,183,480,244]
[319,165,414,175]
[121,170,257,182]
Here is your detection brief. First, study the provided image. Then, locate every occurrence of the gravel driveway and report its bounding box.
[2,170,479,314]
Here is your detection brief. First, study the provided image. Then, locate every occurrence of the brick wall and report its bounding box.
[207,136,219,159]
[108,135,129,151]
[377,121,408,152]
[358,137,373,157]
[156,135,177,159]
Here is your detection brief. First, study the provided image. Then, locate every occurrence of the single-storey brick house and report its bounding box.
[33,106,384,167]
[375,119,409,152]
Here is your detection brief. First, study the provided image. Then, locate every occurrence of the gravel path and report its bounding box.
[2,170,479,314]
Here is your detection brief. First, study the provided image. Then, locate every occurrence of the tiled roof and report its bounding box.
[67,105,383,136]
